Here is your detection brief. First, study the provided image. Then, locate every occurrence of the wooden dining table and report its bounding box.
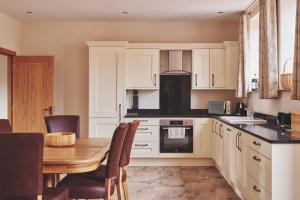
[43,138,111,186]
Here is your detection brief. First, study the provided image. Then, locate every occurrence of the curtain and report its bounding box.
[237,14,250,98]
[259,0,279,99]
[292,0,300,100]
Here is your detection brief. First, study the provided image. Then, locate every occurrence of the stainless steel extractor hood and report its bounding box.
[161,50,192,75]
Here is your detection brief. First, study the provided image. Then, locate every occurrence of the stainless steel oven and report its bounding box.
[160,119,193,153]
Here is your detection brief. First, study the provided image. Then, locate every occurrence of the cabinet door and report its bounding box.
[125,49,159,89]
[215,123,224,169]
[89,47,124,118]
[211,120,217,161]
[210,49,226,88]
[89,118,119,138]
[192,49,210,89]
[225,44,239,89]
[235,131,244,185]
[194,118,211,157]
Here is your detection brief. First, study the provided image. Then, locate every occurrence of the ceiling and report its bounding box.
[0,0,253,22]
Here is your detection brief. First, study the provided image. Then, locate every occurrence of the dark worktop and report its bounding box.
[125,109,300,144]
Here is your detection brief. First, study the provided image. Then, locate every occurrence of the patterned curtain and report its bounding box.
[237,14,250,98]
[292,0,300,100]
[259,0,279,99]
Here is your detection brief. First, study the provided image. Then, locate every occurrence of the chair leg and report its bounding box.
[122,181,129,200]
[105,178,112,200]
[117,168,123,200]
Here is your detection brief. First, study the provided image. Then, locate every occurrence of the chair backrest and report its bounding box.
[0,119,12,132]
[105,123,128,179]
[44,115,80,138]
[0,133,43,199]
[119,120,140,167]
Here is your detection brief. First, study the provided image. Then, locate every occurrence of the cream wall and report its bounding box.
[20,21,238,136]
[0,12,20,52]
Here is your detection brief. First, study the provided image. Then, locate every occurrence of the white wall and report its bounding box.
[248,92,300,115]
[0,55,8,118]
[20,21,238,136]
[0,12,20,52]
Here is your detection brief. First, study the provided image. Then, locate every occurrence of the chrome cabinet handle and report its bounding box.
[212,73,215,87]
[253,141,261,146]
[135,144,148,147]
[219,124,223,138]
[226,128,231,131]
[195,74,198,86]
[212,121,215,134]
[237,132,242,152]
[252,156,261,162]
[140,120,148,122]
[253,185,261,193]
[153,74,157,86]
[118,104,122,123]
[137,127,148,131]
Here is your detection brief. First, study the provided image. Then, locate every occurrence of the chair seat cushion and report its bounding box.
[81,165,127,182]
[43,187,69,200]
[57,175,115,199]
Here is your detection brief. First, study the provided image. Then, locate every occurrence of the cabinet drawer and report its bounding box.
[246,175,271,200]
[247,135,271,159]
[246,147,271,192]
[124,118,159,126]
[134,126,159,142]
[131,141,159,158]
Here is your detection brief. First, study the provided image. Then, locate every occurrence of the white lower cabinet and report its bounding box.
[124,118,159,158]
[194,118,211,157]
[89,118,119,138]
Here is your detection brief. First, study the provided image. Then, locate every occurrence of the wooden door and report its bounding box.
[12,56,54,133]
[89,47,124,118]
[210,49,226,88]
[125,49,159,89]
[192,49,210,89]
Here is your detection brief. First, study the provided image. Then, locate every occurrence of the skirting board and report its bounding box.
[129,158,215,166]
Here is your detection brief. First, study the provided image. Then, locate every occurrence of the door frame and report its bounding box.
[0,47,16,123]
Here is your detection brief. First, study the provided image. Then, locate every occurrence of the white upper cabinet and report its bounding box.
[89,46,124,118]
[225,42,239,90]
[210,49,226,88]
[125,49,159,89]
[192,49,210,89]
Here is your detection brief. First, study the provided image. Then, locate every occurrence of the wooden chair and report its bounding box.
[44,115,80,138]
[0,119,12,132]
[78,120,140,200]
[57,123,129,200]
[0,133,69,200]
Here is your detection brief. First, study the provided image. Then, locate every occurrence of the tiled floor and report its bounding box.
[125,166,240,200]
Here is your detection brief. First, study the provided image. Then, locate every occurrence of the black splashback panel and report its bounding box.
[160,75,191,114]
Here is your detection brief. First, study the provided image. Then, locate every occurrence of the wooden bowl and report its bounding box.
[45,132,76,147]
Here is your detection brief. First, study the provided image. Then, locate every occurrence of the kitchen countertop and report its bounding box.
[125,110,300,144]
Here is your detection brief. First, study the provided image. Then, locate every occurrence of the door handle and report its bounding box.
[195,74,198,86]
[212,73,215,87]
[252,156,261,162]
[44,106,54,115]
[237,132,242,152]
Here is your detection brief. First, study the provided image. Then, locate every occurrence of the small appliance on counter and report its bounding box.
[208,101,231,115]
[236,102,247,116]
[277,112,291,128]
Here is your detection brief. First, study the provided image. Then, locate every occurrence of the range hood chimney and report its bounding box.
[161,50,191,75]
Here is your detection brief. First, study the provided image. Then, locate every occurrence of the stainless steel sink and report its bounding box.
[219,116,268,125]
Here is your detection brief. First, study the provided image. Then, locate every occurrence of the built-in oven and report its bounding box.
[160,119,193,153]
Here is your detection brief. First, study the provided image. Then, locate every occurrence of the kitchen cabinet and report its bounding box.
[210,49,226,88]
[125,49,159,89]
[89,118,119,138]
[225,42,239,90]
[88,45,125,138]
[194,118,211,158]
[192,49,210,89]
[192,49,226,89]
[124,118,159,158]
[214,121,225,169]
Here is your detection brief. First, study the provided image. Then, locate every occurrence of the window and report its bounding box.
[248,12,259,91]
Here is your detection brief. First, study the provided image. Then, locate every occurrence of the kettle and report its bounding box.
[236,102,247,116]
